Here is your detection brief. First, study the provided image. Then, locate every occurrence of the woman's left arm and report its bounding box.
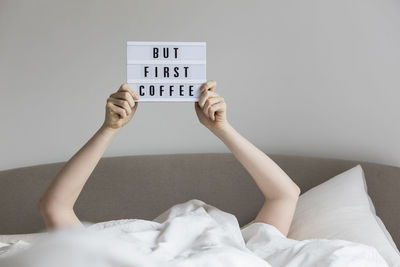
[195,80,300,236]
[38,84,139,229]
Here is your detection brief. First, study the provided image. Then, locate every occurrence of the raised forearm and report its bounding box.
[195,81,299,235]
[38,84,139,229]
[211,124,300,200]
[39,126,118,212]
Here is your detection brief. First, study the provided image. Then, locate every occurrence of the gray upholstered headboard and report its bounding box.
[0,153,399,247]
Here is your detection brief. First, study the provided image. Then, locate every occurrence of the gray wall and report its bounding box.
[0,0,399,171]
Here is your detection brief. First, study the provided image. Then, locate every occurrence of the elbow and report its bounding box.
[264,184,300,203]
[275,183,301,202]
[37,197,52,217]
[37,197,64,229]
[37,196,58,221]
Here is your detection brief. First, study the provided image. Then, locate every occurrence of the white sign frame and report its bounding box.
[126,41,206,102]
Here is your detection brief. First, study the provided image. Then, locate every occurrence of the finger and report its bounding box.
[203,97,223,118]
[208,102,225,121]
[119,83,139,100]
[207,99,224,121]
[107,98,132,115]
[106,103,127,118]
[198,91,219,108]
[110,91,135,108]
[200,80,217,92]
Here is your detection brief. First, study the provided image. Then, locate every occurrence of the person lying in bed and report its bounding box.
[37,80,301,237]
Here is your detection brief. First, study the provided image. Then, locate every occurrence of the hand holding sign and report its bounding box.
[103,84,139,130]
[195,80,228,132]
[101,80,227,133]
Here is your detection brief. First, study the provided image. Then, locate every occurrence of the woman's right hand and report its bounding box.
[195,80,229,132]
[103,84,139,130]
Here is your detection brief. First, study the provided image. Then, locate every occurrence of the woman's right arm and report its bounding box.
[195,81,300,236]
[38,84,139,230]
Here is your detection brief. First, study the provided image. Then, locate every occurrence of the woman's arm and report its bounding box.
[195,80,300,236]
[38,84,139,230]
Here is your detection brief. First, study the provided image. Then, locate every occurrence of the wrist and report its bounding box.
[209,122,234,138]
[99,124,120,137]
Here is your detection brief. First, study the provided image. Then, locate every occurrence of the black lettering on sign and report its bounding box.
[136,84,201,97]
[149,85,155,96]
[139,85,145,96]
[189,85,194,96]
[164,67,169,77]
[128,42,206,100]
[153,48,159,58]
[143,66,191,78]
[152,47,179,59]
[173,67,179,78]
[163,48,169,58]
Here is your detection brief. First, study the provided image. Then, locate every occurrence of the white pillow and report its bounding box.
[288,165,400,267]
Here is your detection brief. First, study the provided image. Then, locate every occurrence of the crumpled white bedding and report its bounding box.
[0,199,388,267]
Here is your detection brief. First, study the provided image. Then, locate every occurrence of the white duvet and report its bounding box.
[0,199,388,266]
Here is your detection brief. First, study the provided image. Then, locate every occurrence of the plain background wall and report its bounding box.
[0,0,399,171]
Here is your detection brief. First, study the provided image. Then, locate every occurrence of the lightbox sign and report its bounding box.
[127,41,206,102]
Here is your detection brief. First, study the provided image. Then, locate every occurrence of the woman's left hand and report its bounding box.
[195,80,229,131]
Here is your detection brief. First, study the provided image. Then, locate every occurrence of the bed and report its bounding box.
[0,153,399,265]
